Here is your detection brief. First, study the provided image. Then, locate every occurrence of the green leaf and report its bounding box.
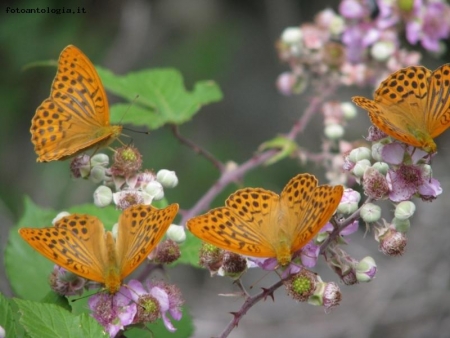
[14,299,104,338]
[125,306,194,338]
[0,292,18,337]
[258,135,298,166]
[97,67,223,129]
[5,198,58,300]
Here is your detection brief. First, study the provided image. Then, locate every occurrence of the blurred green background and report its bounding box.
[2,1,450,337]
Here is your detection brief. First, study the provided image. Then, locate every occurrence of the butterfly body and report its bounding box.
[352,64,450,154]
[19,204,179,294]
[30,45,122,162]
[187,174,343,267]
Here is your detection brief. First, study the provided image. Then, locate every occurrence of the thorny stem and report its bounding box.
[176,82,340,338]
[319,197,374,255]
[180,82,337,225]
[218,278,287,338]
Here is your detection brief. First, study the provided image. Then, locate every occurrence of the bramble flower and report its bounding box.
[284,269,318,302]
[149,239,181,264]
[405,0,450,52]
[363,167,389,199]
[308,279,341,311]
[198,243,225,274]
[218,252,248,278]
[110,145,142,177]
[88,288,137,338]
[113,190,152,210]
[70,154,91,178]
[375,222,407,256]
[128,280,183,332]
[49,265,86,296]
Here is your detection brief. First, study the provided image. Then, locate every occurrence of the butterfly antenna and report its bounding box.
[248,270,273,290]
[70,288,101,302]
[118,95,150,135]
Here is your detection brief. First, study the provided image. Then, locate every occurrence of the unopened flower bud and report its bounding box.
[341,102,357,119]
[349,147,371,162]
[371,41,395,61]
[355,256,377,282]
[371,161,389,175]
[360,203,381,223]
[371,143,384,161]
[337,188,361,214]
[52,211,70,225]
[93,185,113,207]
[156,170,178,188]
[392,217,410,233]
[324,124,344,140]
[394,201,416,220]
[281,27,303,44]
[90,165,106,184]
[166,224,186,243]
[90,153,109,167]
[352,159,371,178]
[144,181,164,200]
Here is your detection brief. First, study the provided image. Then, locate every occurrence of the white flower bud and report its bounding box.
[352,159,371,178]
[93,185,113,207]
[360,203,381,223]
[324,124,344,140]
[341,102,357,119]
[166,224,186,243]
[371,161,389,175]
[90,153,109,167]
[90,166,106,184]
[371,143,384,161]
[394,201,416,220]
[156,170,178,188]
[52,211,70,225]
[392,217,410,233]
[281,27,303,44]
[144,181,165,200]
[349,147,371,162]
[371,41,395,61]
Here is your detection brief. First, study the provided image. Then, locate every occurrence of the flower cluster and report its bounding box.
[88,280,183,337]
[277,0,449,95]
[70,146,179,210]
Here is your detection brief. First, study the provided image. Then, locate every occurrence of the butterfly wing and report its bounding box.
[19,214,108,283]
[116,204,179,280]
[30,45,122,162]
[352,66,432,149]
[280,174,343,253]
[187,188,280,258]
[426,64,450,138]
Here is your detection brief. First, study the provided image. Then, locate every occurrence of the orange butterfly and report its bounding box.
[19,204,178,294]
[187,174,343,266]
[353,64,450,154]
[30,45,122,162]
